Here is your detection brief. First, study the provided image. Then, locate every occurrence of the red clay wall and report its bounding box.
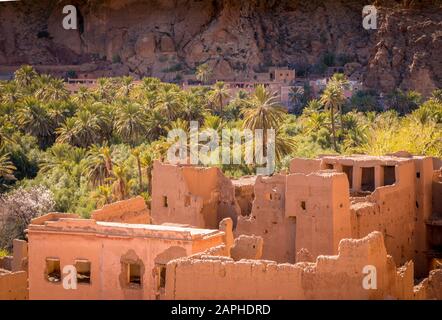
[235,175,296,263]
[91,196,151,224]
[165,232,417,300]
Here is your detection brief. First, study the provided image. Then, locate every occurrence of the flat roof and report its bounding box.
[96,221,219,236]
[28,213,223,241]
[320,154,414,164]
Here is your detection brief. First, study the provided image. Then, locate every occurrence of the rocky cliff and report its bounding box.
[0,0,440,95]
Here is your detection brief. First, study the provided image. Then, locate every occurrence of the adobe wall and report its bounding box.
[235,175,297,263]
[164,232,417,300]
[91,196,151,224]
[27,216,224,300]
[290,155,436,277]
[289,158,324,174]
[413,157,434,277]
[350,161,416,268]
[0,270,28,300]
[0,239,29,300]
[428,170,442,270]
[12,239,28,272]
[232,177,256,217]
[151,161,240,229]
[285,171,351,258]
[432,170,442,217]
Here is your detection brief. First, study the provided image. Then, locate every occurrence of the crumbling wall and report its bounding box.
[289,158,324,174]
[432,170,442,217]
[350,161,417,271]
[91,196,151,224]
[236,175,296,263]
[12,239,28,272]
[165,232,417,300]
[0,239,29,300]
[413,157,434,277]
[151,161,240,229]
[285,171,351,258]
[232,177,256,217]
[428,170,442,274]
[0,270,28,300]
[230,235,263,261]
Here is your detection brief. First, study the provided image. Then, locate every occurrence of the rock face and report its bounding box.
[0,0,440,95]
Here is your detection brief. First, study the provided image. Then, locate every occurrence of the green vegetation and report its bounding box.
[0,65,441,224]
[0,248,9,258]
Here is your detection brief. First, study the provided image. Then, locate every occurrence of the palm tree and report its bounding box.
[208,81,230,113]
[330,73,349,89]
[303,99,323,116]
[195,63,212,84]
[47,101,71,129]
[56,118,78,146]
[34,77,68,101]
[111,163,130,201]
[289,86,304,113]
[114,103,147,146]
[430,89,442,104]
[179,92,206,122]
[320,82,345,151]
[304,112,329,134]
[39,143,85,174]
[117,76,134,99]
[73,86,93,104]
[71,110,102,147]
[329,73,349,126]
[241,85,286,132]
[14,65,37,88]
[140,150,154,194]
[46,78,69,101]
[17,97,54,147]
[145,110,168,141]
[82,144,113,187]
[141,77,161,93]
[92,185,113,208]
[84,102,114,141]
[131,147,143,191]
[156,86,180,120]
[241,85,288,166]
[0,153,16,179]
[95,78,112,102]
[274,128,296,162]
[203,115,223,132]
[0,125,13,148]
[0,82,21,104]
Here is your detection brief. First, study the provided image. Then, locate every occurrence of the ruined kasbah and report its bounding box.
[0,152,441,300]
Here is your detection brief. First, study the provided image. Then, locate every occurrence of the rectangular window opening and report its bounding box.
[75,260,91,284]
[163,196,168,208]
[156,265,167,290]
[383,166,396,186]
[128,263,141,286]
[46,258,61,283]
[361,167,375,192]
